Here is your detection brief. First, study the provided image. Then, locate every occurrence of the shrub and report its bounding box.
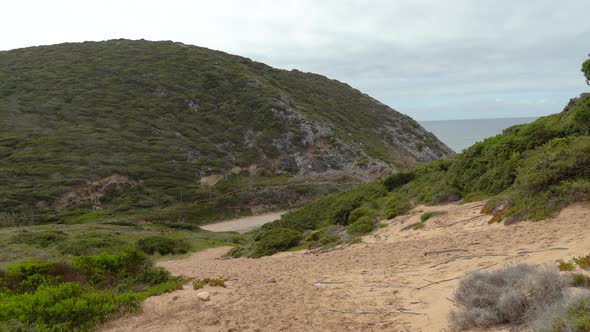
[348,206,376,224]
[252,228,302,257]
[533,295,590,332]
[383,171,414,191]
[557,260,576,272]
[346,216,375,234]
[573,254,590,269]
[449,264,567,330]
[136,236,191,255]
[571,274,590,288]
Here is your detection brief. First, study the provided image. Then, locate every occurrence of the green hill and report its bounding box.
[0,39,452,225]
[239,56,590,257]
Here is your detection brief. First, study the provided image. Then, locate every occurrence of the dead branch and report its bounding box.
[430,254,508,268]
[416,276,462,290]
[324,308,424,315]
[517,247,568,255]
[424,249,468,255]
[432,215,485,228]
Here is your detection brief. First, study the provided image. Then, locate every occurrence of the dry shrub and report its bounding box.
[450,264,567,330]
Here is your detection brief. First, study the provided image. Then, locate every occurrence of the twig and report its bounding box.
[429,254,508,268]
[517,247,568,255]
[324,308,423,315]
[432,215,484,228]
[315,280,345,285]
[416,276,462,290]
[424,249,468,255]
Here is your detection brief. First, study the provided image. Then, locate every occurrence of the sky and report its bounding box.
[2,0,589,120]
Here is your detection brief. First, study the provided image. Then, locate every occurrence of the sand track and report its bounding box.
[101,201,590,332]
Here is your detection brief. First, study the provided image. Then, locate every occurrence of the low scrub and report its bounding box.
[136,236,191,255]
[0,248,182,331]
[11,230,67,248]
[450,264,567,330]
[252,228,302,257]
[346,216,375,234]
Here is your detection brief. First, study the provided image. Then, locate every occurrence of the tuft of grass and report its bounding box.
[573,254,590,270]
[571,274,590,287]
[193,277,226,290]
[557,260,576,272]
[420,212,434,222]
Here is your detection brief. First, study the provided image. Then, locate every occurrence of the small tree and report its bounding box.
[583,54,590,85]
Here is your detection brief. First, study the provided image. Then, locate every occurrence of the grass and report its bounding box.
[573,254,590,269]
[193,277,226,290]
[571,274,590,287]
[557,260,576,272]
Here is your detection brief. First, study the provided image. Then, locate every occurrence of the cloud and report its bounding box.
[1,0,589,120]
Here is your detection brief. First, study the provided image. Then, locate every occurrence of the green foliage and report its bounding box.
[573,254,590,269]
[583,54,590,84]
[346,216,375,234]
[383,171,415,191]
[252,228,302,258]
[571,274,590,287]
[0,249,181,331]
[136,236,191,255]
[557,260,576,272]
[11,230,67,248]
[57,232,127,256]
[0,39,450,226]
[420,212,434,222]
[348,206,376,224]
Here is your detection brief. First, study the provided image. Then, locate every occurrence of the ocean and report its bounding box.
[420,117,538,153]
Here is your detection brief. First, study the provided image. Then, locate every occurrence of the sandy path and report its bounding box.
[199,211,286,233]
[101,201,590,332]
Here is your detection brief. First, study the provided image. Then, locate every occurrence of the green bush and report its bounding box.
[252,228,302,257]
[383,171,414,191]
[346,216,375,234]
[0,249,179,331]
[348,206,376,224]
[136,236,191,255]
[557,260,576,272]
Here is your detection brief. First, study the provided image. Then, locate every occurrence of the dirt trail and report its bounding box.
[101,201,590,332]
[199,211,286,233]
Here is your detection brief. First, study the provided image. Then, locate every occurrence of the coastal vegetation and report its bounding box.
[237,56,590,257]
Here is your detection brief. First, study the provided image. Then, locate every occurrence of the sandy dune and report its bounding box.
[199,211,286,234]
[101,201,590,332]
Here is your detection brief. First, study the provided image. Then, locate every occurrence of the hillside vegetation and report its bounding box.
[237,56,590,257]
[0,39,452,226]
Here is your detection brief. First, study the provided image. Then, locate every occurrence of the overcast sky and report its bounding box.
[2,0,589,120]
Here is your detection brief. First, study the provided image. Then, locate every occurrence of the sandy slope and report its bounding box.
[199,211,286,234]
[101,201,590,332]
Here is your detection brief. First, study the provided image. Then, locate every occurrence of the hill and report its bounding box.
[0,39,453,225]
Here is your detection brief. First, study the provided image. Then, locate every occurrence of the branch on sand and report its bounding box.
[324,308,424,315]
[517,247,568,255]
[424,249,468,255]
[429,253,508,268]
[432,215,485,228]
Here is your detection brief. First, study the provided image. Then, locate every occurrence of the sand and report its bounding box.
[199,211,286,234]
[100,201,590,332]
